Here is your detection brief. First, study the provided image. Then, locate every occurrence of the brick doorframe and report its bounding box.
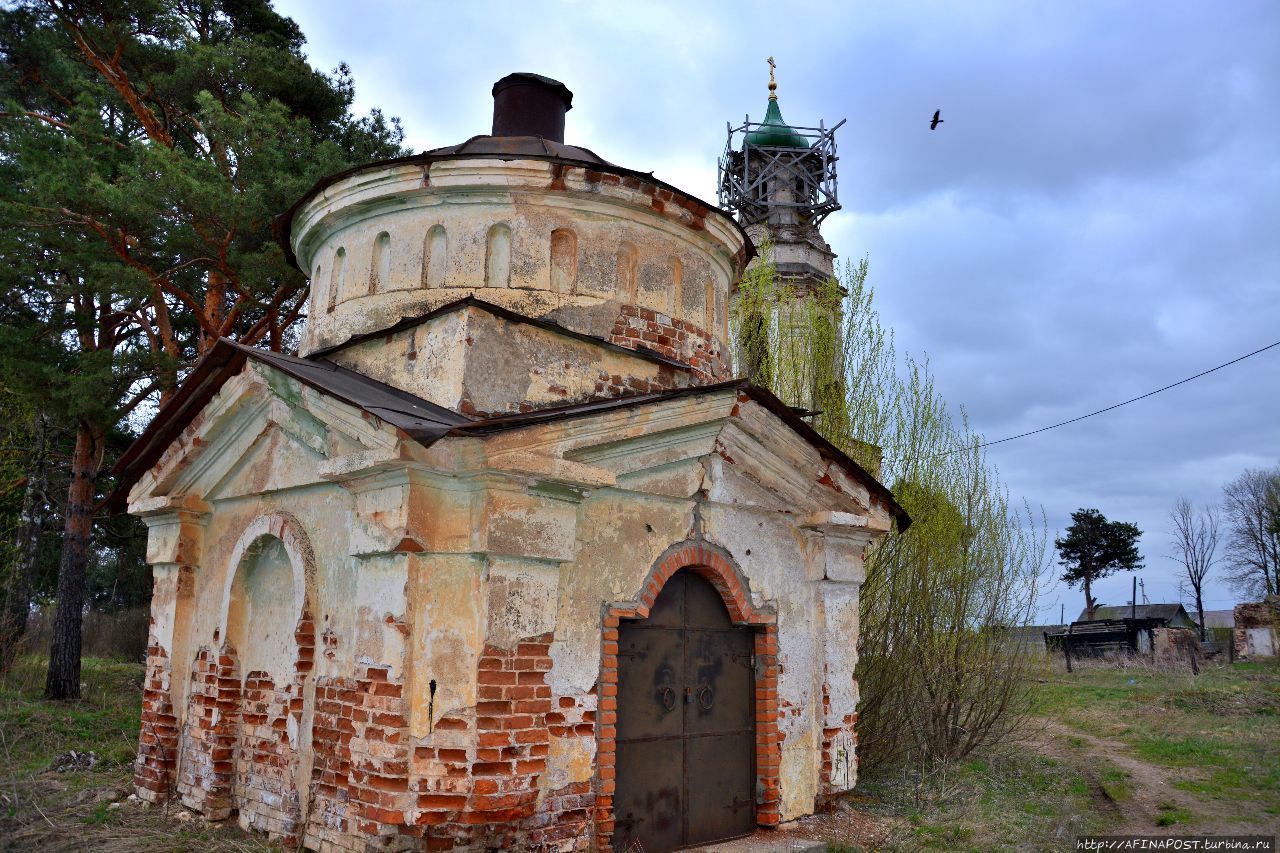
[595,541,780,849]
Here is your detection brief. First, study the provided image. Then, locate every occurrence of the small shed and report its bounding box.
[1045,604,1198,657]
[1045,619,1166,656]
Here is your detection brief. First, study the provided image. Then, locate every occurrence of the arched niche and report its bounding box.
[215,512,318,835]
[617,242,638,301]
[327,247,346,313]
[704,276,716,333]
[225,536,296,685]
[485,223,512,288]
[550,228,577,293]
[669,256,683,315]
[219,513,316,668]
[423,224,448,288]
[370,231,392,295]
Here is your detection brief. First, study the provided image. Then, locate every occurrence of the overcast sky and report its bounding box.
[274,0,1279,621]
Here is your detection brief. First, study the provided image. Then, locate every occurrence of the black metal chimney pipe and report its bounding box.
[491,73,573,142]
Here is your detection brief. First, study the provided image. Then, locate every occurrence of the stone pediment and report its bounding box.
[126,359,414,511]
[113,338,469,511]
[469,386,898,530]
[117,338,904,534]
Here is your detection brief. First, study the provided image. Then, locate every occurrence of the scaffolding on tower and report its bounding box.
[717,116,845,228]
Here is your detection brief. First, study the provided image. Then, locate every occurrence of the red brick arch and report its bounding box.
[595,541,781,849]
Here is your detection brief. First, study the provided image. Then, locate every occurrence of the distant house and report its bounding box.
[1046,603,1200,656]
[1077,604,1198,630]
[1190,609,1235,629]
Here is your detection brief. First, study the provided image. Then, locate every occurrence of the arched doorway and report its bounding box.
[613,569,756,851]
[217,517,316,840]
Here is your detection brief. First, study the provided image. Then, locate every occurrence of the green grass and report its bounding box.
[854,749,1106,852]
[828,659,1280,850]
[1026,659,1280,815]
[1,655,276,851]
[83,800,122,826]
[0,655,143,778]
[1156,802,1195,826]
[1132,735,1229,768]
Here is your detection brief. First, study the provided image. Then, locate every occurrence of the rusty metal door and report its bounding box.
[614,570,756,851]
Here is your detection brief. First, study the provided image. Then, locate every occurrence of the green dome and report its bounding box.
[745,98,810,149]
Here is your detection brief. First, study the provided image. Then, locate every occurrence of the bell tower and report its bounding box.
[718,58,844,291]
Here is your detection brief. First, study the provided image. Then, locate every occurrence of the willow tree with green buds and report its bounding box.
[730,245,1048,769]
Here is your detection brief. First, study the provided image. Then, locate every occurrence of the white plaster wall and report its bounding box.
[701,502,830,820]
[552,482,848,823]
[290,159,745,357]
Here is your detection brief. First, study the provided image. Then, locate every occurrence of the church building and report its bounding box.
[117,71,906,852]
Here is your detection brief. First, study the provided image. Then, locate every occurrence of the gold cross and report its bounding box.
[767,56,777,98]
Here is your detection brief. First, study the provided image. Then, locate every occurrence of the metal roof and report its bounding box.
[1192,609,1236,628]
[1078,604,1195,624]
[110,339,909,530]
[107,339,471,509]
[422,134,611,165]
[450,378,910,529]
[744,98,811,149]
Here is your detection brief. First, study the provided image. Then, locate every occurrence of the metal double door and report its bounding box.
[613,570,756,851]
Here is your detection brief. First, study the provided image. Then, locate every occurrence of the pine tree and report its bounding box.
[0,0,406,698]
[1055,508,1144,620]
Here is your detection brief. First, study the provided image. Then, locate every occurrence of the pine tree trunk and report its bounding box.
[43,423,103,700]
[1083,574,1095,620]
[0,415,48,673]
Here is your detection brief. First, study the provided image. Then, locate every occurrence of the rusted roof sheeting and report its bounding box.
[449,379,911,529]
[308,294,692,371]
[108,339,470,508]
[111,343,907,529]
[227,343,472,440]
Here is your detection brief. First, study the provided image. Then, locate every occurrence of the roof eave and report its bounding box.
[274,151,756,272]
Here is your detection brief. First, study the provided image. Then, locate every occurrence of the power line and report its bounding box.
[934,338,1280,458]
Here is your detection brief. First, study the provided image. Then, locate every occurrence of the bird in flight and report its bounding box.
[930,109,944,130]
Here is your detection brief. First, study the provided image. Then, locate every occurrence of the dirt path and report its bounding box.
[1030,718,1252,835]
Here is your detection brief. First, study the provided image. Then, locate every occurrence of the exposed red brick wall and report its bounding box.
[141,550,795,851]
[818,676,858,798]
[135,643,179,802]
[305,666,413,851]
[236,673,301,842]
[1233,599,1279,659]
[177,646,241,820]
[595,542,780,849]
[407,633,594,851]
[234,611,314,844]
[609,305,729,382]
[303,676,358,847]
[754,625,782,827]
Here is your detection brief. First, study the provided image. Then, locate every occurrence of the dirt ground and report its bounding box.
[1029,718,1261,837]
[3,656,1278,851]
